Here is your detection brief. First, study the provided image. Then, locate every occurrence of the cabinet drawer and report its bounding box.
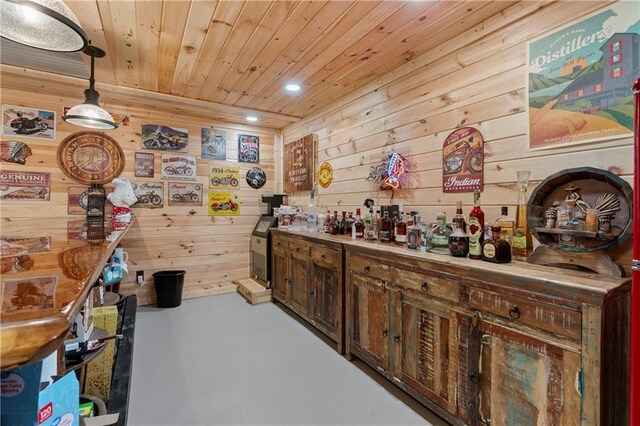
[469,288,582,339]
[272,237,289,250]
[289,240,311,256]
[349,254,393,283]
[312,246,340,269]
[400,270,459,303]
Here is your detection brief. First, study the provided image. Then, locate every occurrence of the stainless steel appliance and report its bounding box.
[251,216,278,286]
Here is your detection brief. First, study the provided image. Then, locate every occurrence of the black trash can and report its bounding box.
[153,270,186,308]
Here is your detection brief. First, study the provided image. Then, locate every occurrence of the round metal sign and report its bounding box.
[57,131,125,185]
[318,162,333,188]
[246,167,267,189]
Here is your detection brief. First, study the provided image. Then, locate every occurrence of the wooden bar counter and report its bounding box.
[272,229,630,426]
[0,217,135,371]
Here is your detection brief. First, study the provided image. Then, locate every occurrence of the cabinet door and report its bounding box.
[393,293,458,415]
[271,248,289,302]
[349,274,390,372]
[471,321,581,426]
[311,265,339,339]
[289,252,311,318]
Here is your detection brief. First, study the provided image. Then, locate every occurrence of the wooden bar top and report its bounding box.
[1,217,135,370]
[272,229,631,305]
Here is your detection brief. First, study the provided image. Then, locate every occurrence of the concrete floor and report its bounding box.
[129,293,448,426]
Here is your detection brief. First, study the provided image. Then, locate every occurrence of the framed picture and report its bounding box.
[141,124,188,152]
[161,154,196,181]
[284,134,314,193]
[527,2,639,150]
[238,134,259,163]
[2,105,55,140]
[168,183,203,207]
[134,152,155,177]
[201,127,226,160]
[131,181,164,208]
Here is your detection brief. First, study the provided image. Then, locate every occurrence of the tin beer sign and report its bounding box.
[442,127,484,193]
[238,134,259,163]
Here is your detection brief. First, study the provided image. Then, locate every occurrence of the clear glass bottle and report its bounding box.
[468,190,485,259]
[512,171,533,260]
[307,191,318,232]
[354,208,365,238]
[380,211,393,243]
[449,217,469,257]
[374,209,381,241]
[364,208,375,241]
[495,206,514,242]
[428,213,452,255]
[482,226,512,263]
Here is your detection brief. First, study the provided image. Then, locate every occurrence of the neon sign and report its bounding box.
[383,152,405,189]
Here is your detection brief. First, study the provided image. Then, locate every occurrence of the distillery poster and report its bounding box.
[284,134,314,193]
[442,127,484,193]
[527,2,639,150]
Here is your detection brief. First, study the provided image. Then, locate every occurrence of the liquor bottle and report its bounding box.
[468,190,485,260]
[375,209,381,240]
[379,211,393,243]
[344,211,355,236]
[407,212,415,228]
[453,201,467,233]
[317,210,327,234]
[323,210,332,233]
[495,206,514,242]
[512,171,533,260]
[307,191,318,232]
[449,217,469,257]
[407,217,422,250]
[482,226,512,263]
[329,211,340,235]
[354,208,365,238]
[364,208,375,241]
[395,208,407,246]
[428,213,452,254]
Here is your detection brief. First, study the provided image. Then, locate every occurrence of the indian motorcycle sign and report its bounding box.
[161,155,196,181]
[442,127,484,193]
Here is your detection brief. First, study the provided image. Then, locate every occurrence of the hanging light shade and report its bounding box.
[63,45,117,130]
[0,0,89,52]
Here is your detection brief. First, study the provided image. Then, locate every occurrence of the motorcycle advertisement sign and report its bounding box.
[131,181,164,208]
[208,191,241,216]
[161,155,196,181]
[2,105,55,140]
[134,152,154,177]
[0,171,50,201]
[442,127,484,193]
[209,165,239,189]
[141,124,189,152]
[201,127,226,160]
[238,134,260,163]
[168,183,203,207]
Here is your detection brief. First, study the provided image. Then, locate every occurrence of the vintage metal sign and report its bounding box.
[161,154,196,181]
[142,124,189,152]
[246,167,266,189]
[1,276,57,314]
[1,254,34,274]
[57,131,125,185]
[209,165,239,189]
[284,134,314,193]
[318,162,333,188]
[131,181,164,208]
[442,127,484,193]
[68,186,114,215]
[238,134,260,163]
[0,171,50,200]
[2,104,55,140]
[168,182,203,206]
[134,152,154,177]
[1,141,33,165]
[208,192,241,216]
[0,236,51,256]
[201,127,226,160]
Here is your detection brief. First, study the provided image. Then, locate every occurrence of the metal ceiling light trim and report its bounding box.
[63,45,118,130]
[0,0,89,52]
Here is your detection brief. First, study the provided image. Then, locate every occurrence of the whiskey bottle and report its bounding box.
[364,208,375,241]
[448,217,469,257]
[379,211,393,243]
[482,226,512,263]
[375,209,381,241]
[329,211,340,235]
[344,211,355,236]
[453,200,467,233]
[340,211,348,235]
[494,206,514,242]
[354,208,365,238]
[468,190,485,260]
[395,209,407,246]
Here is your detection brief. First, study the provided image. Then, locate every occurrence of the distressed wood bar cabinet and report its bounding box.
[272,230,630,426]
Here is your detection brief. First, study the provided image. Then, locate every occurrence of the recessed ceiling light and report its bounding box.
[246,116,258,122]
[285,83,301,92]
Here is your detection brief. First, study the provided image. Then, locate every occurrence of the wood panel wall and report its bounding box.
[0,88,277,305]
[283,0,634,267]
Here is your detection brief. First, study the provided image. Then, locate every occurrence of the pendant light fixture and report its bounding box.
[0,0,89,52]
[63,45,118,130]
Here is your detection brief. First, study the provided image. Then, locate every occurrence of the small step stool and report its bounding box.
[235,278,272,305]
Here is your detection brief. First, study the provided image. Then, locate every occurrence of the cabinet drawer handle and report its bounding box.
[421,283,429,292]
[364,266,370,274]
[393,334,401,343]
[296,247,300,252]
[509,306,521,320]
[321,254,326,260]
[382,329,388,337]
[469,372,480,384]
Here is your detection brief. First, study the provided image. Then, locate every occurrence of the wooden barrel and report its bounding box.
[527,167,633,252]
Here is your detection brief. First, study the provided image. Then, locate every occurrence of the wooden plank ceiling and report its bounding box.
[66,0,517,124]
